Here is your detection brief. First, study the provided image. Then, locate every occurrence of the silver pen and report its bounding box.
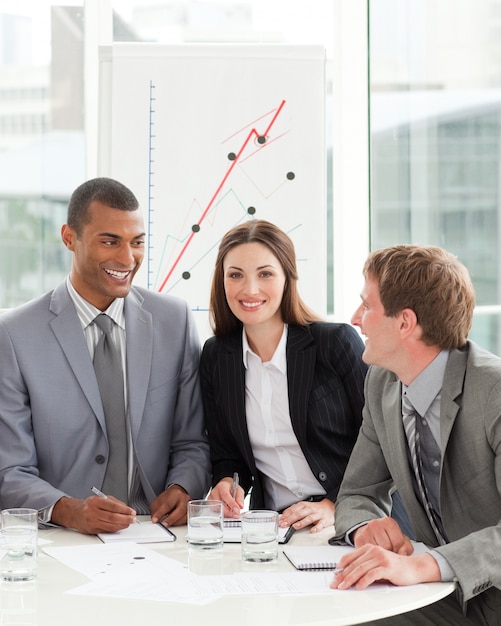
[231,472,239,500]
[91,486,108,499]
[91,486,138,522]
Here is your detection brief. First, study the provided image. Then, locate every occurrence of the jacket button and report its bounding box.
[319,472,327,482]
[95,455,106,464]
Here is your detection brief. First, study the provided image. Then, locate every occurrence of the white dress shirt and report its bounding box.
[243,325,326,511]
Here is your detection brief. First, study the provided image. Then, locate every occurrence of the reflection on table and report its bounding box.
[0,519,455,626]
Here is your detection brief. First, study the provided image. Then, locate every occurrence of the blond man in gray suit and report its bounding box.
[331,245,501,625]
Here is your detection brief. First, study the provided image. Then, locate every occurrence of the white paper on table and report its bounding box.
[43,542,185,581]
[68,569,338,604]
[44,541,431,605]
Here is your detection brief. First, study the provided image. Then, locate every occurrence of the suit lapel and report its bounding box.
[382,377,428,520]
[49,283,106,429]
[220,333,254,469]
[287,326,315,442]
[123,291,153,439]
[439,347,466,450]
[383,378,412,483]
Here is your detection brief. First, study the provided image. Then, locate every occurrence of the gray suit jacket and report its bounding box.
[334,341,501,608]
[0,282,211,511]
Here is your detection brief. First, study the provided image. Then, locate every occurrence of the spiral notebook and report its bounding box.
[283,544,353,571]
[223,519,295,544]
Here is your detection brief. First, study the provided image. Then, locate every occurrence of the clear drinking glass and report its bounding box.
[0,509,38,582]
[241,510,279,562]
[187,500,224,550]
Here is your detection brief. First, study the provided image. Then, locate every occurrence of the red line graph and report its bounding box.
[157,99,286,292]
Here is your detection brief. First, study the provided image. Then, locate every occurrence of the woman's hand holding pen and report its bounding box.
[210,476,244,518]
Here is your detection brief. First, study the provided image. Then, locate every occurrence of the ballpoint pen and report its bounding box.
[91,486,138,522]
[91,486,108,499]
[231,472,239,500]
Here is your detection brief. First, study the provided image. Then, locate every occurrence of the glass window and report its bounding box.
[0,1,85,308]
[0,1,336,325]
[370,0,501,354]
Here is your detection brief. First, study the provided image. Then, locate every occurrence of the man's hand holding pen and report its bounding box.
[50,490,137,535]
[209,474,244,518]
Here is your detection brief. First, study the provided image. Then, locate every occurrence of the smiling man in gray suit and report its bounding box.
[0,177,210,535]
[330,245,501,625]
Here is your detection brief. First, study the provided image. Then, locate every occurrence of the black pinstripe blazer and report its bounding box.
[200,322,368,509]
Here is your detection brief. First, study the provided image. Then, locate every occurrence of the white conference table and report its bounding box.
[0,520,455,626]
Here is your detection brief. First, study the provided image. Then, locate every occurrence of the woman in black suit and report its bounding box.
[200,220,368,534]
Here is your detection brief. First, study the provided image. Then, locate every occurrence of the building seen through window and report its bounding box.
[370,0,501,354]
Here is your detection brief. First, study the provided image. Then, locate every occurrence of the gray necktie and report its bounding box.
[401,392,446,545]
[93,314,128,503]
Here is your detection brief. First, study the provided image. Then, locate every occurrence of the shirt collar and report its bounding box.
[402,349,449,416]
[66,276,125,330]
[242,324,288,373]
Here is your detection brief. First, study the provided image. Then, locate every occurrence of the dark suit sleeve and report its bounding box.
[320,323,367,428]
[200,337,254,493]
[302,323,368,502]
